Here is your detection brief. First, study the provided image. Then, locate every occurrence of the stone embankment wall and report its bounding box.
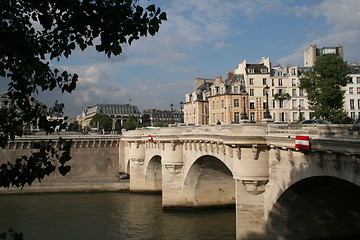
[0,135,129,193]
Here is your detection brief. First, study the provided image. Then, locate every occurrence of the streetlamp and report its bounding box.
[170,103,174,124]
[179,101,184,123]
[241,90,248,120]
[298,104,301,122]
[264,85,272,119]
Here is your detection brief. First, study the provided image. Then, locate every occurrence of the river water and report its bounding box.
[0,192,236,240]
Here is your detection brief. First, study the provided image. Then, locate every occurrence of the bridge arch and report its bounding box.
[145,155,162,191]
[182,155,235,207]
[266,176,360,239]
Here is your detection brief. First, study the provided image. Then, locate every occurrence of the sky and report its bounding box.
[5,0,360,119]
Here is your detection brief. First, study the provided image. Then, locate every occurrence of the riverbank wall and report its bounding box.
[0,135,130,194]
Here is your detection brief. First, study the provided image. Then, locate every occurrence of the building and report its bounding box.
[184,78,213,125]
[77,103,141,131]
[184,57,314,125]
[304,44,343,67]
[143,108,183,126]
[344,62,360,121]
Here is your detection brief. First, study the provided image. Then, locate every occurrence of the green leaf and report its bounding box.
[146,4,155,12]
[59,165,71,176]
[159,12,167,20]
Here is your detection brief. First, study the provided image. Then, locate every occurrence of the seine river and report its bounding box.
[0,192,236,240]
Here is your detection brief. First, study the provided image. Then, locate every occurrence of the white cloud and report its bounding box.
[278,0,360,65]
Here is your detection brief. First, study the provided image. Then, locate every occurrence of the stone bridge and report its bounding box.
[121,124,360,240]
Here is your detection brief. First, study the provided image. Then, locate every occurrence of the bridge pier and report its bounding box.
[235,180,268,239]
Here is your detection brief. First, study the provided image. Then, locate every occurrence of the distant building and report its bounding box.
[304,44,344,67]
[143,108,183,126]
[77,103,141,131]
[344,62,360,121]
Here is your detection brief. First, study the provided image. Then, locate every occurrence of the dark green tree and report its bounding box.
[68,121,80,132]
[122,115,138,130]
[90,114,112,131]
[0,0,166,189]
[299,54,349,123]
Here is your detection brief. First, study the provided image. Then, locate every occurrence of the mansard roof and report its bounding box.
[246,63,269,74]
[348,65,360,74]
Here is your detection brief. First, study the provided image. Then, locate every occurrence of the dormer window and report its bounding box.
[260,68,267,73]
[248,68,254,73]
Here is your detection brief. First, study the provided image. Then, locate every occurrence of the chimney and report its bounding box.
[227,71,234,81]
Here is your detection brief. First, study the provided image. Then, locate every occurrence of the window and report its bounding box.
[233,86,239,94]
[292,99,297,108]
[234,112,240,122]
[212,113,215,122]
[263,101,267,109]
[299,99,304,107]
[261,68,267,73]
[357,77,360,84]
[249,89,254,96]
[299,89,304,96]
[279,99,284,108]
[221,99,224,108]
[358,99,360,109]
[263,78,267,85]
[357,87,360,94]
[249,112,255,121]
[234,99,239,107]
[292,89,297,97]
[250,102,255,109]
[263,88,267,96]
[350,99,355,110]
[272,100,276,108]
[351,112,356,120]
[291,68,296,76]
[212,101,215,109]
[279,112,286,121]
[221,113,224,122]
[272,79,274,86]
[349,87,353,94]
[292,79,297,86]
[278,79,283,86]
[249,78,254,85]
[248,68,254,73]
[349,77,353,84]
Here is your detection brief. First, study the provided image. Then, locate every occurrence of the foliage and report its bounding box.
[0,229,23,240]
[122,115,138,130]
[299,54,349,123]
[48,100,64,118]
[68,120,79,132]
[153,122,167,127]
[274,92,290,100]
[90,113,112,131]
[0,0,166,188]
[0,138,72,189]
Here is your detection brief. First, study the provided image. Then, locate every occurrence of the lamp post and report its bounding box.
[179,101,184,123]
[298,104,301,122]
[241,90,248,120]
[264,85,272,119]
[170,103,174,124]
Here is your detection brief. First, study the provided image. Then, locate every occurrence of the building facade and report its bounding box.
[184,57,312,125]
[77,103,141,131]
[142,108,183,126]
[345,62,360,121]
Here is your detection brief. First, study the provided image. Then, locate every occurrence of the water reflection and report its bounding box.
[0,192,235,240]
